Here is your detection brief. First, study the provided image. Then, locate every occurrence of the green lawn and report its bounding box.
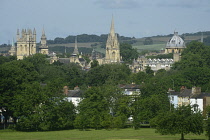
[0,128,206,140]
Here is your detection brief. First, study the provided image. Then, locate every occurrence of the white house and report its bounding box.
[63,86,83,107]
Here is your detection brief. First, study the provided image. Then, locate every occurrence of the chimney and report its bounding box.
[74,86,79,90]
[180,86,185,91]
[192,87,201,95]
[63,86,68,95]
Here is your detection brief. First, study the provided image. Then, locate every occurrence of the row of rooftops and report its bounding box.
[63,84,141,97]
[168,86,210,99]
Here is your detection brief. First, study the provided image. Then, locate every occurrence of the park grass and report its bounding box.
[0,128,206,140]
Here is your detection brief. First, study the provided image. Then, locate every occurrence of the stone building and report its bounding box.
[8,39,16,56]
[165,32,186,54]
[9,28,49,59]
[39,28,49,55]
[96,17,121,65]
[130,31,185,73]
[16,28,37,60]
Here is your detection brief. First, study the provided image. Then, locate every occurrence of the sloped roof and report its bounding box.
[66,90,83,97]
[119,84,141,89]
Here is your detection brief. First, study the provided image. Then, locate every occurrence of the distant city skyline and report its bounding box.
[0,0,210,44]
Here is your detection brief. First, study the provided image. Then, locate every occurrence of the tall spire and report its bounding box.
[110,16,115,37]
[33,28,36,35]
[42,27,45,36]
[17,29,20,40]
[72,36,79,55]
[41,27,46,39]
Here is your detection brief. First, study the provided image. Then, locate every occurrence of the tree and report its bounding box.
[143,37,153,45]
[120,43,139,63]
[151,105,203,140]
[14,82,76,131]
[86,64,131,86]
[90,59,99,68]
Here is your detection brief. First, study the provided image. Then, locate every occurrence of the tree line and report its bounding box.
[47,34,136,44]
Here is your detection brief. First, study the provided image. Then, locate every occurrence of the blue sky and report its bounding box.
[0,0,210,44]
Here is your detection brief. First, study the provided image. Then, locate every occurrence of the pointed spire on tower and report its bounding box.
[41,27,46,39]
[110,15,115,37]
[72,36,79,55]
[33,28,36,35]
[42,26,45,36]
[17,29,20,40]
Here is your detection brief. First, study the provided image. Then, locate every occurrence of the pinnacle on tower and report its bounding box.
[110,16,115,37]
[72,36,79,55]
[17,29,19,35]
[33,28,36,35]
[42,27,45,36]
[41,27,46,39]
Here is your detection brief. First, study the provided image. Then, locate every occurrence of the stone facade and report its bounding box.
[104,17,121,64]
[165,32,185,54]
[16,29,36,60]
[130,31,185,73]
[95,17,121,65]
[39,28,49,55]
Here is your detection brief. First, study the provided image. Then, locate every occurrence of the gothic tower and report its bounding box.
[105,17,121,63]
[72,36,79,56]
[39,27,49,55]
[16,28,36,59]
[8,38,16,56]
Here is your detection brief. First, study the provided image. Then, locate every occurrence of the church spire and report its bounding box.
[41,27,46,39]
[72,36,79,55]
[42,27,45,36]
[110,16,115,37]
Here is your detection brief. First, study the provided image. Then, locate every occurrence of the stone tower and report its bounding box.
[39,28,49,55]
[105,17,121,63]
[72,36,79,55]
[16,28,36,59]
[8,38,16,56]
[165,32,185,54]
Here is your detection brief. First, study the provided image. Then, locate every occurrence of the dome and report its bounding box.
[166,32,185,48]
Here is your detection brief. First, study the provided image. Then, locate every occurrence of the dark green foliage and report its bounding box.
[151,105,203,140]
[0,55,16,64]
[90,59,99,68]
[143,37,153,45]
[120,43,139,63]
[74,85,131,130]
[14,83,76,131]
[47,34,134,44]
[204,36,210,46]
[86,64,131,86]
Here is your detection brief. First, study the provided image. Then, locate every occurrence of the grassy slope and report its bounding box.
[0,128,206,140]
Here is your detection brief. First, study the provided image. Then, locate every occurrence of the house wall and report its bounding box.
[66,97,81,107]
[169,95,178,108]
[190,98,203,112]
[178,97,190,106]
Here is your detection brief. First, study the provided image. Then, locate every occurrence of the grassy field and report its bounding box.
[0,128,206,140]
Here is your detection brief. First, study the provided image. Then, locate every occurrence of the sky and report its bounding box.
[0,0,210,44]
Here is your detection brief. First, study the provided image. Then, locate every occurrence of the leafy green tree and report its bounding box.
[143,37,153,45]
[151,105,203,140]
[14,82,76,131]
[120,43,139,63]
[86,64,131,86]
[90,59,99,68]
